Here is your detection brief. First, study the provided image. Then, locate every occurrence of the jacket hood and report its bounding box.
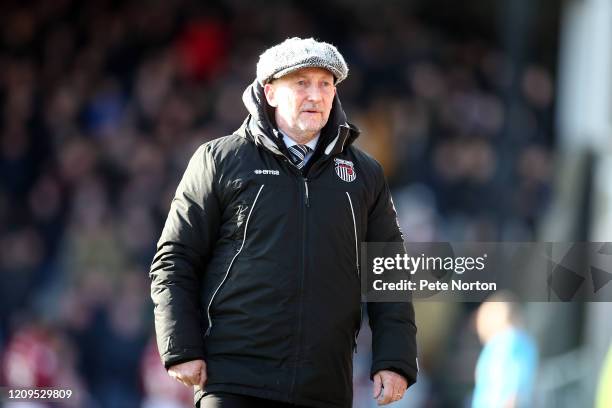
[240,79,360,158]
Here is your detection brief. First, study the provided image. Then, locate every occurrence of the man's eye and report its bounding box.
[297,80,306,86]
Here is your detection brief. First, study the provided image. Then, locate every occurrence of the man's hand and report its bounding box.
[372,370,408,405]
[167,359,207,390]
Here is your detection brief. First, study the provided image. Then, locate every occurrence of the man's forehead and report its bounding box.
[281,67,335,81]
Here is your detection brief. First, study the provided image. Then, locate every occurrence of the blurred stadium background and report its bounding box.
[0,0,611,407]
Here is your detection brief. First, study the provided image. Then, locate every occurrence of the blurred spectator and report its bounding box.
[175,18,229,82]
[61,271,149,408]
[472,294,538,408]
[2,322,89,407]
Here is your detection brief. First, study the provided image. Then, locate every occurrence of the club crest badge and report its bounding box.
[334,158,356,182]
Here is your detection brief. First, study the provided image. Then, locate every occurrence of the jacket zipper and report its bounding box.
[290,177,308,401]
[346,191,362,352]
[205,184,265,336]
[303,178,310,207]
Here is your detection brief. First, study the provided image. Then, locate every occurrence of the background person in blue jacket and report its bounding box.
[150,37,418,408]
[472,295,538,408]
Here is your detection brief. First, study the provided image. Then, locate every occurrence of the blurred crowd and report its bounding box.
[0,0,556,407]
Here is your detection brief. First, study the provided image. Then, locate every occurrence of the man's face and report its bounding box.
[264,67,336,143]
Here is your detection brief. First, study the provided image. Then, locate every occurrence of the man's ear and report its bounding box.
[263,83,277,107]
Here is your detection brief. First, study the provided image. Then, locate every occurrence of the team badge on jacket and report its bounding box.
[334,158,356,182]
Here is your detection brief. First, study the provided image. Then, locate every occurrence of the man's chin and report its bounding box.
[297,122,326,134]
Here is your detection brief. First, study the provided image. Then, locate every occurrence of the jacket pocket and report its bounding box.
[205,184,265,336]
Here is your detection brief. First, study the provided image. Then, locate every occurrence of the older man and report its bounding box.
[150,37,418,408]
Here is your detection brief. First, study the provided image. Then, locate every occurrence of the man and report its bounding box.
[472,296,537,408]
[150,37,418,408]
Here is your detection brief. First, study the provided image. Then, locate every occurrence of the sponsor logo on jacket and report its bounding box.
[254,169,280,175]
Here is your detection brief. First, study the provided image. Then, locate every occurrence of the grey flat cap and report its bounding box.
[256,37,348,85]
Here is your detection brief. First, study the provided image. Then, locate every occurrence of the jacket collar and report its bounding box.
[239,79,360,159]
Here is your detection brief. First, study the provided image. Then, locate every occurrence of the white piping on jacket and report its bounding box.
[345,192,359,276]
[346,191,363,352]
[205,184,265,336]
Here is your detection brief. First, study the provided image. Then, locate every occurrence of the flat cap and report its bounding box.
[256,37,348,85]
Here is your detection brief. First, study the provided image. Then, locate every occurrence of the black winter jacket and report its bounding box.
[150,80,418,408]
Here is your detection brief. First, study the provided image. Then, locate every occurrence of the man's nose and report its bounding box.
[306,85,323,102]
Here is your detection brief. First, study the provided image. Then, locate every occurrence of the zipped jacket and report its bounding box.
[150,80,418,408]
